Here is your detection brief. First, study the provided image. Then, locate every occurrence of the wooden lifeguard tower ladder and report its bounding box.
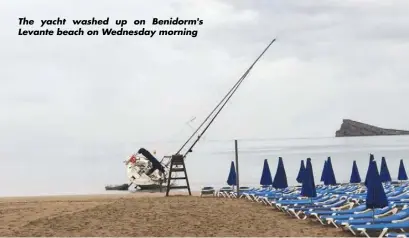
[165,154,191,196]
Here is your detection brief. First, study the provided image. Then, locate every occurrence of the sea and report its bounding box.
[2,135,409,197]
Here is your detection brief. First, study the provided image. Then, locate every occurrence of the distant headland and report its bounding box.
[335,119,409,137]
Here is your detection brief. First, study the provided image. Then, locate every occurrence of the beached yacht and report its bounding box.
[125,148,175,190]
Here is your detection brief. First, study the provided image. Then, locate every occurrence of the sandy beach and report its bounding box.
[0,192,351,237]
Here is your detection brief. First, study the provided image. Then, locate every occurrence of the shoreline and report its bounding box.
[0,190,201,202]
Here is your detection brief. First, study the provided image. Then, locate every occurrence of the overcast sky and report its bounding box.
[1,0,409,151]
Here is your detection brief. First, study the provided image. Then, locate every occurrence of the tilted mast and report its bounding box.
[165,38,276,196]
[178,38,276,158]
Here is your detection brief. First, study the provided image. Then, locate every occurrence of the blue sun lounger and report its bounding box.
[250,187,294,196]
[325,206,395,228]
[307,204,367,217]
[390,195,409,202]
[341,207,409,225]
[286,199,350,219]
[331,187,361,194]
[282,196,342,211]
[217,187,233,197]
[349,220,409,238]
[264,192,301,201]
[348,189,401,201]
[290,199,348,212]
[263,192,302,201]
[386,232,409,238]
[267,192,317,204]
[259,193,304,206]
[228,186,251,198]
[249,188,297,202]
[275,195,331,209]
[242,189,272,201]
[393,201,409,207]
[342,209,408,235]
[307,204,368,224]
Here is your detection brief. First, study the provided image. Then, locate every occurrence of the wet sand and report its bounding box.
[0,192,351,237]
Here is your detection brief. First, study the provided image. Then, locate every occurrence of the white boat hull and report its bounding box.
[125,154,174,189]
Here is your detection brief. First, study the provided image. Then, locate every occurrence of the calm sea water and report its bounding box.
[2,135,409,197]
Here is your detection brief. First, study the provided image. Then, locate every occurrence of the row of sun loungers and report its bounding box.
[206,182,409,238]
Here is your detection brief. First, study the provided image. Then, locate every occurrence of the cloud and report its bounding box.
[0,0,409,151]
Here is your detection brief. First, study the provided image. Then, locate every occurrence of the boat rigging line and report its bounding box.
[172,38,277,162]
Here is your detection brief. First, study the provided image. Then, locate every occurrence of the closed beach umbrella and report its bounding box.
[272,157,288,189]
[380,157,392,183]
[398,159,408,181]
[320,160,327,183]
[325,157,337,185]
[301,158,317,198]
[296,160,306,184]
[227,161,237,186]
[350,160,361,183]
[260,159,273,186]
[366,160,388,220]
[365,154,375,186]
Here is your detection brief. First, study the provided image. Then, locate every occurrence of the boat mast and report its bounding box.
[177,38,276,159]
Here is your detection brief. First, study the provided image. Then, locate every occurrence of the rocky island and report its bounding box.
[336,119,409,137]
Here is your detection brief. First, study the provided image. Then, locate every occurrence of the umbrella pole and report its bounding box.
[372,209,374,222]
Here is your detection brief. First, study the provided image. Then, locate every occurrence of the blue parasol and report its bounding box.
[398,159,408,181]
[296,160,306,184]
[227,161,237,186]
[301,158,317,199]
[272,157,288,189]
[379,157,392,183]
[260,159,273,186]
[350,160,361,183]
